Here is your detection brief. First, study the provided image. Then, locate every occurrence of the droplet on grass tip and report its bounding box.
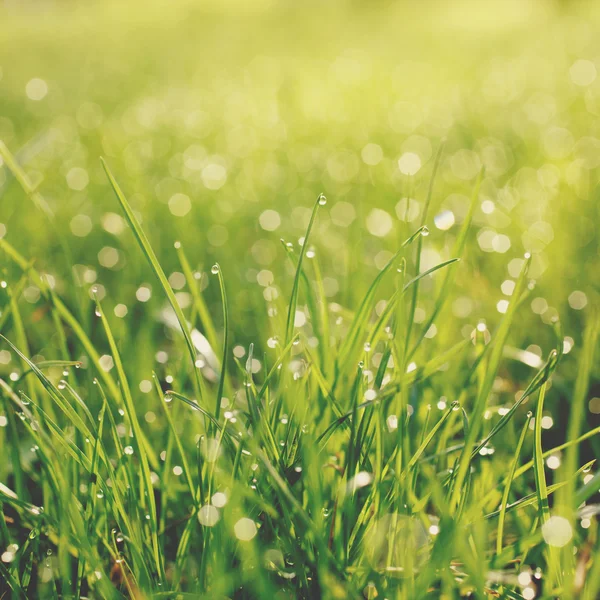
[420,226,430,237]
[318,193,327,206]
[211,264,220,274]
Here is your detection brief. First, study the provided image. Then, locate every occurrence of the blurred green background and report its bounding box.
[0,0,599,390]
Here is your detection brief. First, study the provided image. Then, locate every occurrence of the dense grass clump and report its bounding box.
[1,1,600,598]
[0,141,599,598]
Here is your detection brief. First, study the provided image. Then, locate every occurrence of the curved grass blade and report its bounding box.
[284,193,324,345]
[403,142,444,355]
[101,158,204,407]
[408,168,482,360]
[93,296,165,584]
[448,253,532,514]
[496,411,532,556]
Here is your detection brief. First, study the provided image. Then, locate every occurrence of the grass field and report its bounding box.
[1,0,600,598]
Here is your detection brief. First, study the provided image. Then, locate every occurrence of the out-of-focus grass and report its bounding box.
[0,0,600,598]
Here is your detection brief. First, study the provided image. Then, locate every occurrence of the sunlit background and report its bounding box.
[1,0,599,429]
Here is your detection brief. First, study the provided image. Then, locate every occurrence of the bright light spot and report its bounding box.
[98,246,119,269]
[563,337,574,354]
[542,516,573,547]
[168,193,191,217]
[387,415,398,431]
[114,304,128,318]
[168,272,186,290]
[212,492,228,507]
[294,310,306,327]
[102,212,125,235]
[99,355,114,372]
[361,143,383,165]
[330,201,356,227]
[434,210,455,231]
[395,197,421,222]
[568,290,588,310]
[397,152,421,175]
[366,208,393,237]
[492,234,511,253]
[523,586,536,600]
[547,455,561,470]
[481,200,495,214]
[234,517,257,541]
[531,297,548,315]
[26,78,48,100]
[198,504,220,527]
[70,214,92,237]
[136,286,152,302]
[139,380,152,393]
[259,209,281,232]
[0,416,7,427]
[589,398,600,414]
[501,280,515,296]
[201,163,227,190]
[172,465,183,476]
[497,299,509,314]
[570,59,597,86]
[541,416,553,429]
[347,471,373,492]
[518,571,532,586]
[66,167,89,191]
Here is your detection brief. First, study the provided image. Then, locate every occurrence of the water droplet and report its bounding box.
[57,380,67,390]
[420,226,430,237]
[115,533,124,543]
[124,446,134,455]
[164,394,173,403]
[62,369,69,377]
[363,342,371,352]
[174,241,181,249]
[317,193,327,206]
[211,264,220,274]
[29,528,39,539]
[91,285,99,295]
[96,490,104,499]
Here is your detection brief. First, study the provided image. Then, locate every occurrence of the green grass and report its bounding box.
[1,0,600,598]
